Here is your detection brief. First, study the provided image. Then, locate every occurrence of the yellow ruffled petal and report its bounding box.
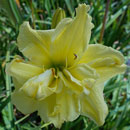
[80,83,108,126]
[6,58,43,86]
[79,44,126,84]
[52,90,80,128]
[12,78,22,90]
[11,90,37,114]
[63,69,91,95]
[37,29,54,50]
[66,64,99,94]
[69,63,99,80]
[95,64,126,84]
[38,87,80,128]
[58,70,83,94]
[37,80,64,124]
[37,94,56,123]
[17,22,53,67]
[21,69,56,100]
[51,4,94,67]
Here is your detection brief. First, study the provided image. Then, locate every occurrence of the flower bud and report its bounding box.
[51,8,66,29]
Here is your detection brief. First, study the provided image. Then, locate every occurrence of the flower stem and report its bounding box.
[5,51,15,130]
[99,0,110,43]
[30,0,36,29]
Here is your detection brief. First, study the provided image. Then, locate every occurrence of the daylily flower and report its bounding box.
[7,4,126,128]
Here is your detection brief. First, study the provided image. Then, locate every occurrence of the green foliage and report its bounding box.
[0,0,129,129]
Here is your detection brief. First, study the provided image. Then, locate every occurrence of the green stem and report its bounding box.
[15,114,30,125]
[30,0,36,29]
[5,51,15,130]
[99,0,110,43]
[40,122,51,128]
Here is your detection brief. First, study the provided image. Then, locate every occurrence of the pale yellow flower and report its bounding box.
[6,4,126,128]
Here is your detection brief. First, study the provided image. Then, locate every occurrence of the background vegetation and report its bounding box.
[0,0,130,130]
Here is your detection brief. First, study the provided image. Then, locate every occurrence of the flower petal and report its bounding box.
[17,22,53,67]
[53,89,80,128]
[80,83,108,126]
[37,94,56,124]
[12,78,22,90]
[6,58,43,86]
[51,4,94,66]
[67,64,99,94]
[11,90,37,114]
[68,63,99,80]
[21,69,55,100]
[38,87,80,128]
[79,44,126,84]
[58,70,83,94]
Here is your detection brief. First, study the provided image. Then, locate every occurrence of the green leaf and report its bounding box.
[0,0,23,27]
[0,96,11,112]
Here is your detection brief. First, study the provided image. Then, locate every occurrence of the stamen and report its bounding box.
[73,53,77,60]
[51,68,55,76]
